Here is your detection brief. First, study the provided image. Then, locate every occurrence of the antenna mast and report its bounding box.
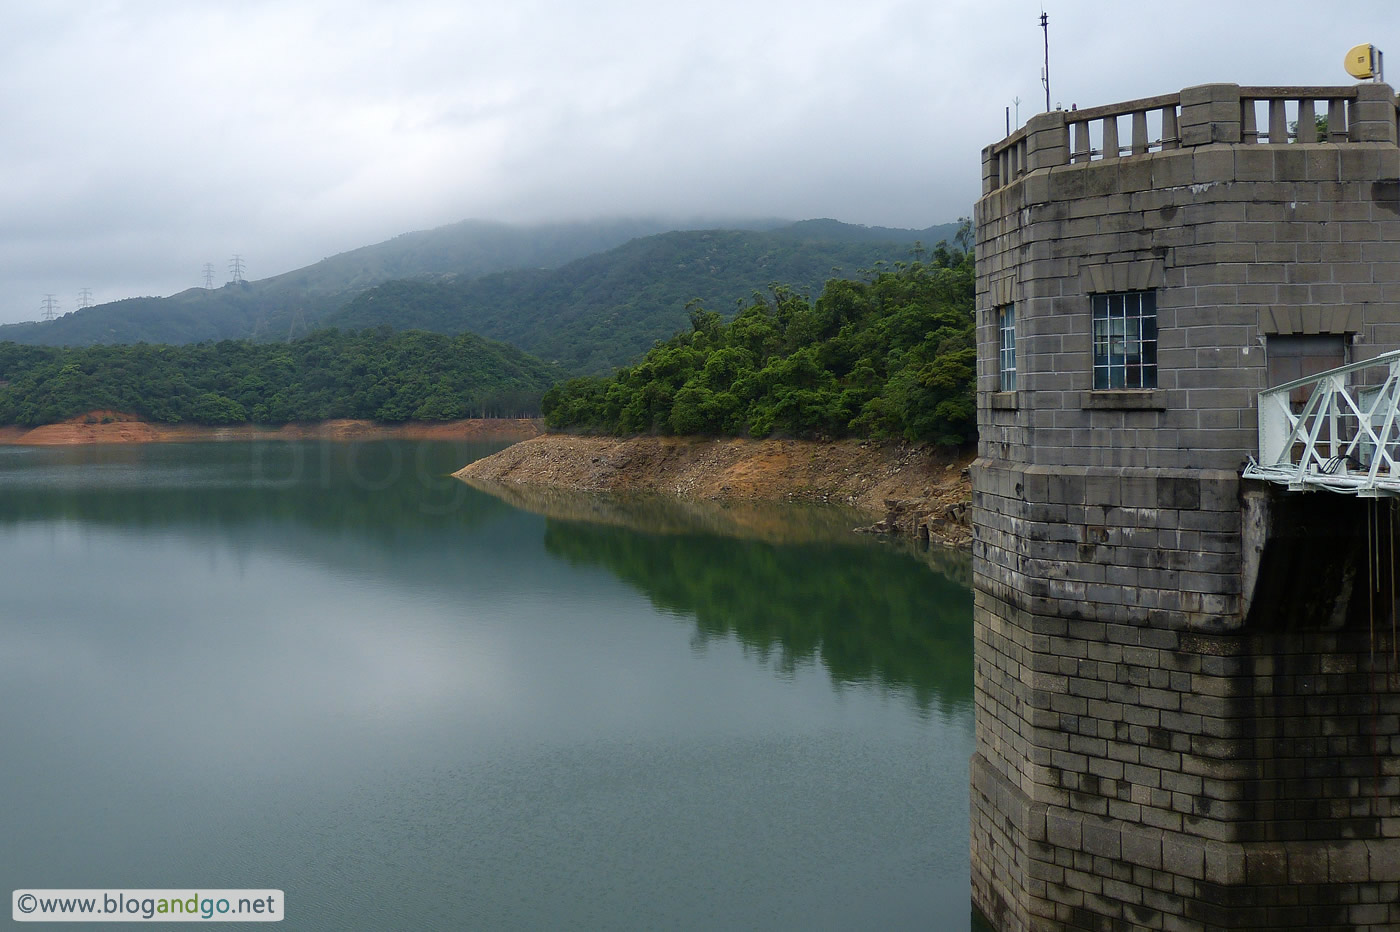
[1040,11,1051,112]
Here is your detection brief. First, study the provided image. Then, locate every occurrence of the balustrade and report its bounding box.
[984,83,1395,194]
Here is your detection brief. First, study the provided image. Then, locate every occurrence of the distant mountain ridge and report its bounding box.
[0,216,962,372]
[327,221,962,371]
[0,217,770,346]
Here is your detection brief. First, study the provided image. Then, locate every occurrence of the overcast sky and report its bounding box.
[0,0,1393,324]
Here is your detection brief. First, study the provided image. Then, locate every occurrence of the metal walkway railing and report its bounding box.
[1244,349,1400,497]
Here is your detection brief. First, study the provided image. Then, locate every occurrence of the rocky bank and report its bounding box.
[454,433,974,548]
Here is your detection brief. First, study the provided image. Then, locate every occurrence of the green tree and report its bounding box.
[190,392,247,425]
[544,241,976,446]
[0,328,561,428]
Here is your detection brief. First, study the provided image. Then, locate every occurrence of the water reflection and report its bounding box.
[463,477,874,544]
[464,478,974,583]
[543,515,973,716]
[463,478,973,715]
[0,440,979,930]
[0,443,975,717]
[0,441,515,537]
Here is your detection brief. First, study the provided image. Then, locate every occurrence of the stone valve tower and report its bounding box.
[971,81,1400,930]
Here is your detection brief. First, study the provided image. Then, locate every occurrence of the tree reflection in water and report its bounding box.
[536,493,973,718]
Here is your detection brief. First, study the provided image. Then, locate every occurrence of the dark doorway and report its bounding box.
[1266,333,1347,406]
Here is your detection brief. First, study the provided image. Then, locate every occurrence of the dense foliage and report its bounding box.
[0,327,559,426]
[540,242,975,446]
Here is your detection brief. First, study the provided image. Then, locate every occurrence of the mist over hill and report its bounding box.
[0,217,770,347]
[327,221,961,371]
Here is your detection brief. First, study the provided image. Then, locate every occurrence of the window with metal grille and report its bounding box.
[997,304,1016,391]
[1091,291,1156,389]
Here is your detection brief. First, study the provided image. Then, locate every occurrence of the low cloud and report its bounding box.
[0,0,1391,322]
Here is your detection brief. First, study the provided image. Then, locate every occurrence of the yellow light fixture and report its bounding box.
[1345,43,1378,80]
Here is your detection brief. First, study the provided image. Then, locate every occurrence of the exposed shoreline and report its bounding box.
[0,410,543,446]
[454,433,974,548]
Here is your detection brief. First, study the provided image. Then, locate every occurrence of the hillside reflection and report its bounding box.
[531,491,974,716]
[0,441,515,539]
[464,478,972,583]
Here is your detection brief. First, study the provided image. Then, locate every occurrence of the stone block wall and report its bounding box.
[972,83,1400,931]
[973,459,1400,930]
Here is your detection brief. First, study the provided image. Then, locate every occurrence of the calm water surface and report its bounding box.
[0,441,977,930]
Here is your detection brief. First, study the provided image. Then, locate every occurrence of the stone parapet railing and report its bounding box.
[983,82,1400,194]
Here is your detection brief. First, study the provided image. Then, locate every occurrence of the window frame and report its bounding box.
[1091,291,1157,390]
[996,303,1016,392]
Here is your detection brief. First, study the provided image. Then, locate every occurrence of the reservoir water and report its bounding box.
[0,440,978,930]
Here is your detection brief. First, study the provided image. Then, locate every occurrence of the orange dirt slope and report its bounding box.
[0,411,542,446]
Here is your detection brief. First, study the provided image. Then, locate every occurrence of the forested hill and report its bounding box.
[541,241,976,447]
[0,217,756,348]
[0,218,954,356]
[324,221,961,372]
[0,328,560,426]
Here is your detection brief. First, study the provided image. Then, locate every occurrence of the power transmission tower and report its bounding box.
[41,294,59,321]
[77,288,92,310]
[203,263,215,289]
[229,254,246,284]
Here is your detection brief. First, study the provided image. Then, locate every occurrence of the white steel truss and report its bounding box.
[1244,349,1400,497]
